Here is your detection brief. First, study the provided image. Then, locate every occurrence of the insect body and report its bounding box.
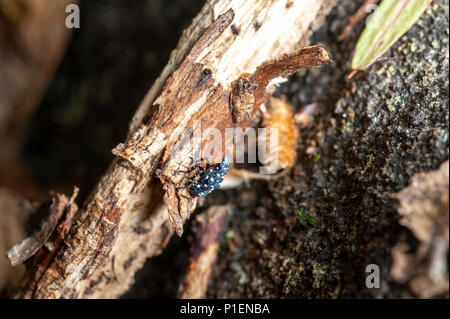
[179,157,230,197]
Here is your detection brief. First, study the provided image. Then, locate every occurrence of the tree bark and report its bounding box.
[14,0,337,299]
[178,205,231,299]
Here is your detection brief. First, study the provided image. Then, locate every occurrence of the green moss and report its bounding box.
[343,120,353,133]
[386,96,402,112]
[225,230,235,239]
[297,208,317,226]
[361,154,376,176]
[312,266,327,289]
[207,1,449,299]
[313,153,321,163]
[431,39,440,49]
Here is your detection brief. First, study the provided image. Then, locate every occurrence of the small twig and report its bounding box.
[338,0,379,41]
[178,205,231,299]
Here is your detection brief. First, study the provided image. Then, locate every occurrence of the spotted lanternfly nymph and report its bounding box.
[178,157,230,197]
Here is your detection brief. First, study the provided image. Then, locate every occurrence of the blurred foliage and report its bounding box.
[352,0,431,73]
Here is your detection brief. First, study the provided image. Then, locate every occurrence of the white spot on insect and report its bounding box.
[185,156,231,197]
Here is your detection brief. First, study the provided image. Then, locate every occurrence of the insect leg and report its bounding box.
[175,163,203,175]
[201,157,210,170]
[179,170,202,189]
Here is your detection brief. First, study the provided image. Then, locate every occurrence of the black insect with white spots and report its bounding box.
[178,157,230,197]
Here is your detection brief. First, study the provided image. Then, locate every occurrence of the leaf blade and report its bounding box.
[351,0,432,72]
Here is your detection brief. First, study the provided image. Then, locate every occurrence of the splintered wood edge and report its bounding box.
[7,188,79,267]
[131,0,334,131]
[159,45,332,236]
[178,205,231,299]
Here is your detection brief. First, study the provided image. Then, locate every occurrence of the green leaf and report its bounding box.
[351,0,432,73]
[225,230,235,239]
[313,153,321,163]
[297,208,317,227]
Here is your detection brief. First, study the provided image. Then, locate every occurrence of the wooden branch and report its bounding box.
[338,0,379,41]
[13,0,337,298]
[178,205,231,299]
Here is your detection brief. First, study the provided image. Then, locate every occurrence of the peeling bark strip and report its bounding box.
[14,0,337,298]
[12,188,79,298]
[178,205,231,299]
[7,188,79,266]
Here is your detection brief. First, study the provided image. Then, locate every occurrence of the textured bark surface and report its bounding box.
[178,205,231,299]
[13,0,337,299]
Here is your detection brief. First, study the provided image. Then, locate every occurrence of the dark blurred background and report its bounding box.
[22,0,204,202]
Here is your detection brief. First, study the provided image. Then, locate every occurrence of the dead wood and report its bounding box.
[337,0,379,41]
[178,205,231,299]
[12,0,337,298]
[391,160,449,298]
[7,187,79,267]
